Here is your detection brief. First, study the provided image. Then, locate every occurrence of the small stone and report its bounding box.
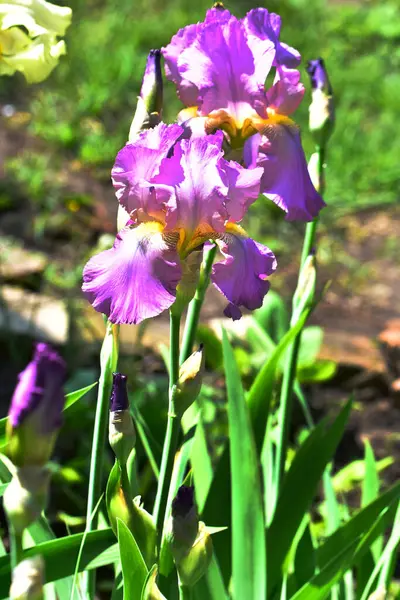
[0,237,47,281]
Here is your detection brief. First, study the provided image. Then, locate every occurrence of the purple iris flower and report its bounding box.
[162,7,325,221]
[82,123,276,324]
[8,343,66,434]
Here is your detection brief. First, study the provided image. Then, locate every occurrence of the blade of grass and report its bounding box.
[117,519,148,600]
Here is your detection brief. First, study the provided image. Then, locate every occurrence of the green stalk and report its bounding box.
[153,311,182,545]
[83,320,119,599]
[274,145,325,496]
[179,584,193,600]
[179,244,216,364]
[9,527,23,571]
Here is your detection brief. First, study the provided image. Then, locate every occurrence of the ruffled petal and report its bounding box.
[111,123,183,217]
[266,66,305,116]
[82,223,181,325]
[257,121,325,221]
[212,226,277,316]
[177,16,273,124]
[222,160,263,222]
[244,8,300,68]
[160,132,228,240]
[162,23,202,106]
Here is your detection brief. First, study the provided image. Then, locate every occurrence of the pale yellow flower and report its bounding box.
[0,0,72,83]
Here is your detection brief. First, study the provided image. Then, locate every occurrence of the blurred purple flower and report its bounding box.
[82,123,276,324]
[9,343,66,435]
[162,7,324,221]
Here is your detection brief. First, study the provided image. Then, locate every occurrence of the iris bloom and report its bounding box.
[82,123,276,324]
[163,6,325,221]
[0,0,72,83]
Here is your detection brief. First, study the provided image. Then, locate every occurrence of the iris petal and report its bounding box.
[82,223,181,325]
[211,226,277,318]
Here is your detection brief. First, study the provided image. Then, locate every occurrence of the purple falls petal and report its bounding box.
[9,343,66,433]
[82,224,182,325]
[111,122,183,216]
[212,231,277,317]
[258,122,325,221]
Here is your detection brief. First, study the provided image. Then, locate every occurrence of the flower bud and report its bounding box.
[4,467,50,535]
[306,58,334,148]
[10,556,44,600]
[109,373,135,465]
[168,486,198,562]
[7,343,66,468]
[174,346,205,416]
[292,253,317,323]
[142,566,167,600]
[129,49,163,141]
[176,521,213,587]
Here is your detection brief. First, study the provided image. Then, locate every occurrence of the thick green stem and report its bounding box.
[153,311,182,546]
[83,321,119,599]
[9,527,23,571]
[179,584,193,600]
[180,245,216,364]
[275,146,325,496]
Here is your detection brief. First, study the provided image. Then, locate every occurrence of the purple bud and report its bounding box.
[172,485,195,519]
[110,373,129,412]
[8,343,66,435]
[306,58,332,94]
[140,49,163,112]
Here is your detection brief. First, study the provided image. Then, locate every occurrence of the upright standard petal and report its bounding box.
[177,16,274,125]
[257,120,325,221]
[160,133,228,243]
[244,8,300,68]
[82,223,182,325]
[266,66,305,116]
[211,225,277,318]
[111,123,183,217]
[162,22,202,107]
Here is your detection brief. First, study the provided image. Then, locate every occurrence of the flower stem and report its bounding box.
[275,146,325,497]
[83,320,119,599]
[153,311,182,546]
[180,244,216,364]
[9,527,23,571]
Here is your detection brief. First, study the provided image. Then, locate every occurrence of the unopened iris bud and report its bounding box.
[109,373,135,465]
[168,486,198,562]
[306,58,334,147]
[175,522,213,587]
[7,343,66,468]
[10,556,44,600]
[292,253,317,322]
[129,49,163,141]
[4,467,50,535]
[175,346,205,416]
